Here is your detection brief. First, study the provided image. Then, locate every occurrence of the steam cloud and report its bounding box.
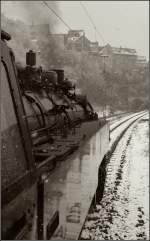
[1,1,60,27]
[1,1,61,66]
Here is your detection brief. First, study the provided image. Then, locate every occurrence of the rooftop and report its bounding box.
[137,55,147,61]
[111,46,137,56]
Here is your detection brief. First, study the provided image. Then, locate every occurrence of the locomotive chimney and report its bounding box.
[26,50,36,67]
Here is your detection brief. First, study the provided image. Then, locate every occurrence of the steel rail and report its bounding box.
[110,111,146,133]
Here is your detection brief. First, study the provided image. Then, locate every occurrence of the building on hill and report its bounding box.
[66,30,103,53]
[136,56,147,68]
[66,29,91,52]
[29,26,90,52]
[89,41,99,53]
[50,33,68,49]
[67,29,85,40]
[99,44,138,74]
[29,26,144,75]
[30,26,102,54]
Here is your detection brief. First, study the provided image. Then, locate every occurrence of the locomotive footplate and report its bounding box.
[34,141,79,163]
[33,130,85,166]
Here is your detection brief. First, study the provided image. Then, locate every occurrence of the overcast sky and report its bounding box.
[1,1,149,60]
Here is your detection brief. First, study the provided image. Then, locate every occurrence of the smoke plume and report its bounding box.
[1,1,60,28]
[1,1,61,66]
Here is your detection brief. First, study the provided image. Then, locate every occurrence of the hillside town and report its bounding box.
[30,23,148,75]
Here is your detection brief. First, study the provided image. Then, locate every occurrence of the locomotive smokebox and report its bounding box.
[26,50,36,66]
[53,69,64,82]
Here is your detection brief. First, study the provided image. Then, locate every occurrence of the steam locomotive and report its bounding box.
[1,30,109,240]
[16,49,98,146]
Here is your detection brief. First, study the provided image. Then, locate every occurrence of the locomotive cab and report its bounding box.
[1,30,37,240]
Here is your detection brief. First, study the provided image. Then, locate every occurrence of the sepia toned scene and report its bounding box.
[1,1,149,240]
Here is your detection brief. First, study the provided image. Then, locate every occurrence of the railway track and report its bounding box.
[106,112,131,122]
[109,111,147,157]
[109,111,146,133]
[79,110,148,239]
